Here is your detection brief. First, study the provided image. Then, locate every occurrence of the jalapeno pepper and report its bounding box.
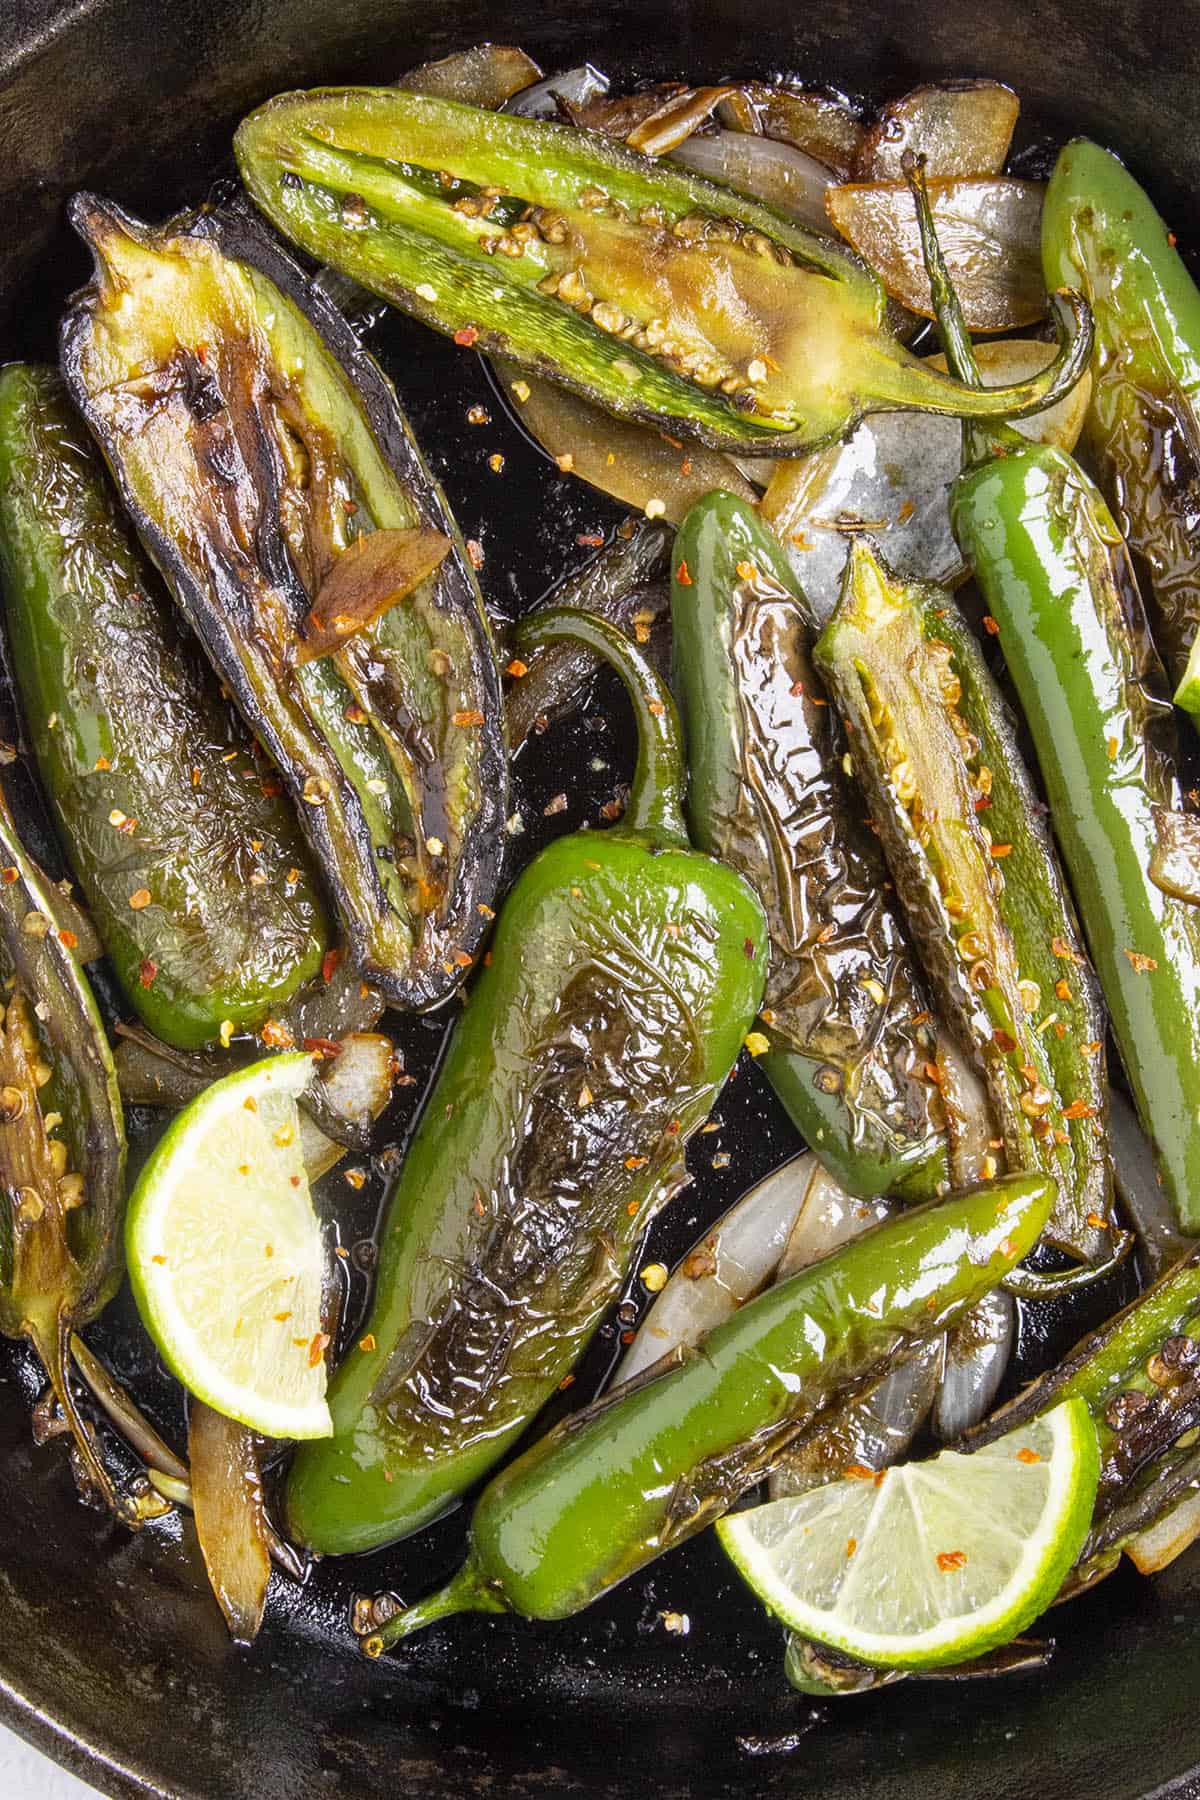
[234,88,1093,457]
[670,490,944,1197]
[62,197,506,1012]
[0,785,136,1519]
[814,537,1115,1268]
[286,609,767,1554]
[0,364,329,1050]
[909,155,1200,1233]
[1042,141,1200,721]
[360,1171,1052,1647]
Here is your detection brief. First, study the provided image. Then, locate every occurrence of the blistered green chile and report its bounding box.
[0,363,328,1049]
[671,491,944,1198]
[364,1172,1054,1645]
[288,609,767,1554]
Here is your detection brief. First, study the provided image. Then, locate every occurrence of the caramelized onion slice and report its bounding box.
[716,85,866,179]
[669,130,832,231]
[855,82,1020,182]
[826,176,1046,330]
[504,63,610,119]
[494,357,756,522]
[297,1031,395,1180]
[396,44,542,108]
[762,337,1092,623]
[188,1401,272,1644]
[299,526,450,664]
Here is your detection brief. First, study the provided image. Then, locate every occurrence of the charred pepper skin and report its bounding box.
[814,538,1113,1266]
[364,1172,1053,1643]
[287,610,767,1555]
[61,197,506,1013]
[235,87,1093,457]
[0,364,329,1050]
[670,491,944,1199]
[1042,140,1200,720]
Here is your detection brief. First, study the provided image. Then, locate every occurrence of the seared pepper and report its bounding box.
[814,537,1115,1268]
[287,609,767,1554]
[908,154,1200,1233]
[1042,141,1200,720]
[0,363,329,1050]
[61,198,506,1012]
[0,785,136,1519]
[671,491,944,1198]
[234,88,1093,456]
[360,1171,1053,1645]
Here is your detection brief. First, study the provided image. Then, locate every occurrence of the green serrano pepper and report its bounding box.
[1042,141,1200,721]
[287,610,767,1554]
[670,490,944,1198]
[815,538,1115,1267]
[234,87,1093,456]
[0,785,135,1519]
[61,198,506,1012]
[0,364,329,1050]
[362,1171,1053,1647]
[909,156,1200,1233]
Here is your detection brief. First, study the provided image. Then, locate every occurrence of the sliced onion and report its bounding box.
[716,85,865,180]
[668,131,832,232]
[855,82,1020,183]
[296,1032,395,1181]
[1128,1485,1200,1574]
[932,1288,1015,1441]
[620,1154,817,1379]
[505,63,610,119]
[395,43,542,108]
[769,1341,942,1499]
[1110,1086,1192,1278]
[188,1401,272,1644]
[761,337,1092,624]
[936,1033,996,1186]
[826,177,1047,330]
[626,87,742,157]
[493,356,756,522]
[775,1161,891,1280]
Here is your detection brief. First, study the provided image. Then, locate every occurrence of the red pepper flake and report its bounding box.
[1052,936,1086,964]
[57,928,78,950]
[1169,230,1178,247]
[982,615,1000,636]
[1054,978,1072,1001]
[1086,1211,1110,1230]
[936,1550,967,1572]
[93,755,111,771]
[999,1237,1016,1258]
[599,796,625,821]
[483,951,492,967]
[128,887,152,911]
[817,923,838,944]
[477,902,495,920]
[844,1464,876,1481]
[344,1168,367,1191]
[151,1254,167,1266]
[897,499,915,525]
[303,1037,342,1061]
[743,938,757,959]
[1016,1447,1041,1465]
[1080,1039,1102,1057]
[466,539,485,569]
[675,559,693,586]
[359,1333,377,1352]
[624,1155,648,1171]
[735,560,759,582]
[0,867,17,885]
[260,1018,295,1048]
[922,1062,943,1084]
[679,457,693,476]
[989,842,1013,858]
[452,949,473,968]
[322,947,343,984]
[558,1373,575,1391]
[846,1538,857,1558]
[138,959,158,988]
[344,703,368,725]
[659,432,684,450]
[466,404,490,426]
[453,325,480,347]
[1107,735,1119,761]
[790,530,810,549]
[307,1331,331,1367]
[1124,948,1158,972]
[621,1330,635,1344]
[647,699,666,717]
[453,708,486,727]
[974,793,993,813]
[506,658,529,678]
[576,532,605,547]
[1061,1100,1098,1120]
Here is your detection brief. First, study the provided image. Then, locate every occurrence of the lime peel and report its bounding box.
[126,1052,333,1441]
[717,1396,1098,1669]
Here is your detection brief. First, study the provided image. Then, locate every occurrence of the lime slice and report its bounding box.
[127,1053,333,1440]
[717,1396,1098,1668]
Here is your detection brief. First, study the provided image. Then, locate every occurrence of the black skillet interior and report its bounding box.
[1,1,1199,1796]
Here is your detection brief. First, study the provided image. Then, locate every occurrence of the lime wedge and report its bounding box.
[126,1053,333,1440]
[717,1396,1098,1668]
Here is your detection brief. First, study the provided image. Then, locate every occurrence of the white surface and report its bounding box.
[0,1722,103,1797]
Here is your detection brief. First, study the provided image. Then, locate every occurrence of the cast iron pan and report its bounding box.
[1,1,1199,1795]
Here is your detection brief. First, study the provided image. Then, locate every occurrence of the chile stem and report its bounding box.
[512,607,688,845]
[363,1559,509,1655]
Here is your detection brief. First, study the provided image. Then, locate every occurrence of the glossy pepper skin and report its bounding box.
[235,87,1093,457]
[363,1171,1053,1644]
[0,785,136,1519]
[287,610,767,1554]
[815,538,1114,1268]
[1042,141,1200,720]
[670,491,944,1198]
[0,364,328,1050]
[908,153,1200,1233]
[61,197,506,1013]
